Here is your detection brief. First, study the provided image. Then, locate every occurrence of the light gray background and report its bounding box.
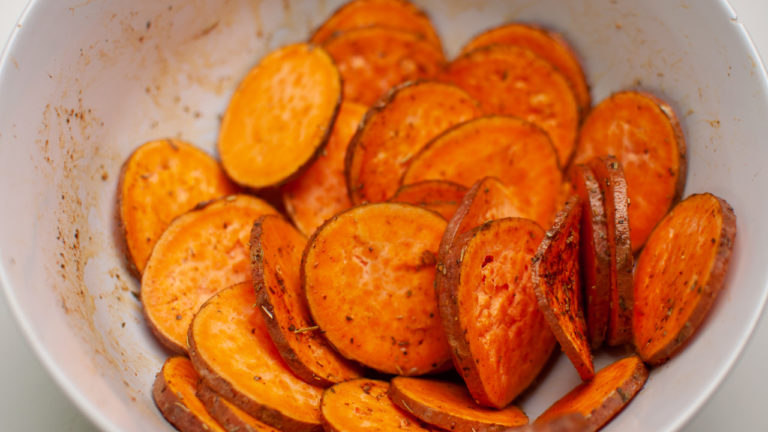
[0,0,766,430]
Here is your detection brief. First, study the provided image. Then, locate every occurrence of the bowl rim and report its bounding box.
[0,1,767,431]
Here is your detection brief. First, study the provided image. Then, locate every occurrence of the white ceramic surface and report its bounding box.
[1,1,767,431]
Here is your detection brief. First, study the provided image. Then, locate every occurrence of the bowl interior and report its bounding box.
[0,0,767,431]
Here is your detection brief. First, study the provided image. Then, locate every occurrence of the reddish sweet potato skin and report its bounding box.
[571,165,610,349]
[589,156,633,347]
[532,195,594,381]
[633,193,736,365]
[439,218,555,408]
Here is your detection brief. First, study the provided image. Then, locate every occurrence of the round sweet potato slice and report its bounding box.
[117,138,238,276]
[389,180,468,220]
[535,355,649,432]
[322,379,429,432]
[141,194,279,353]
[251,215,363,386]
[218,43,341,189]
[152,356,225,432]
[571,165,610,350]
[282,101,368,236]
[303,203,449,375]
[188,282,324,432]
[532,195,594,381]
[345,81,481,204]
[388,377,529,432]
[460,23,590,116]
[441,45,579,166]
[402,116,562,230]
[439,218,555,408]
[571,91,687,251]
[323,27,445,106]
[197,384,281,432]
[310,0,443,51]
[633,193,736,365]
[589,156,633,347]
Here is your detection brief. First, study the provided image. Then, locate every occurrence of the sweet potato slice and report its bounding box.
[310,0,442,51]
[322,379,429,432]
[389,180,468,220]
[388,377,529,432]
[402,116,562,229]
[512,413,587,432]
[118,138,238,276]
[218,43,341,189]
[345,81,481,204]
[439,218,555,408]
[460,23,590,116]
[323,27,446,106]
[304,203,449,375]
[283,101,368,236]
[152,356,225,432]
[251,215,363,386]
[589,156,633,347]
[535,355,649,432]
[633,193,736,365]
[141,194,279,353]
[571,91,687,251]
[571,165,610,349]
[532,195,594,381]
[441,45,579,166]
[197,385,281,432]
[188,282,324,432]
[437,177,526,260]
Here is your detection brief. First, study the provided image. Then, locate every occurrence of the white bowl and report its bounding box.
[1,0,767,431]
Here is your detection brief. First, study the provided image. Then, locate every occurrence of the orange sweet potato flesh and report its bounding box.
[439,218,555,408]
[346,81,481,204]
[141,195,279,353]
[532,195,594,381]
[571,165,610,350]
[251,215,363,386]
[571,91,687,251]
[322,379,430,432]
[283,101,368,236]
[441,45,579,166]
[388,377,529,432]
[188,282,324,432]
[310,0,443,51]
[303,203,449,375]
[589,156,633,347]
[323,27,446,106]
[633,193,736,365]
[218,43,341,189]
[118,138,238,276]
[152,356,225,432]
[535,355,649,432]
[389,180,468,220]
[402,116,562,230]
[437,177,527,261]
[197,384,281,432]
[460,23,590,116]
